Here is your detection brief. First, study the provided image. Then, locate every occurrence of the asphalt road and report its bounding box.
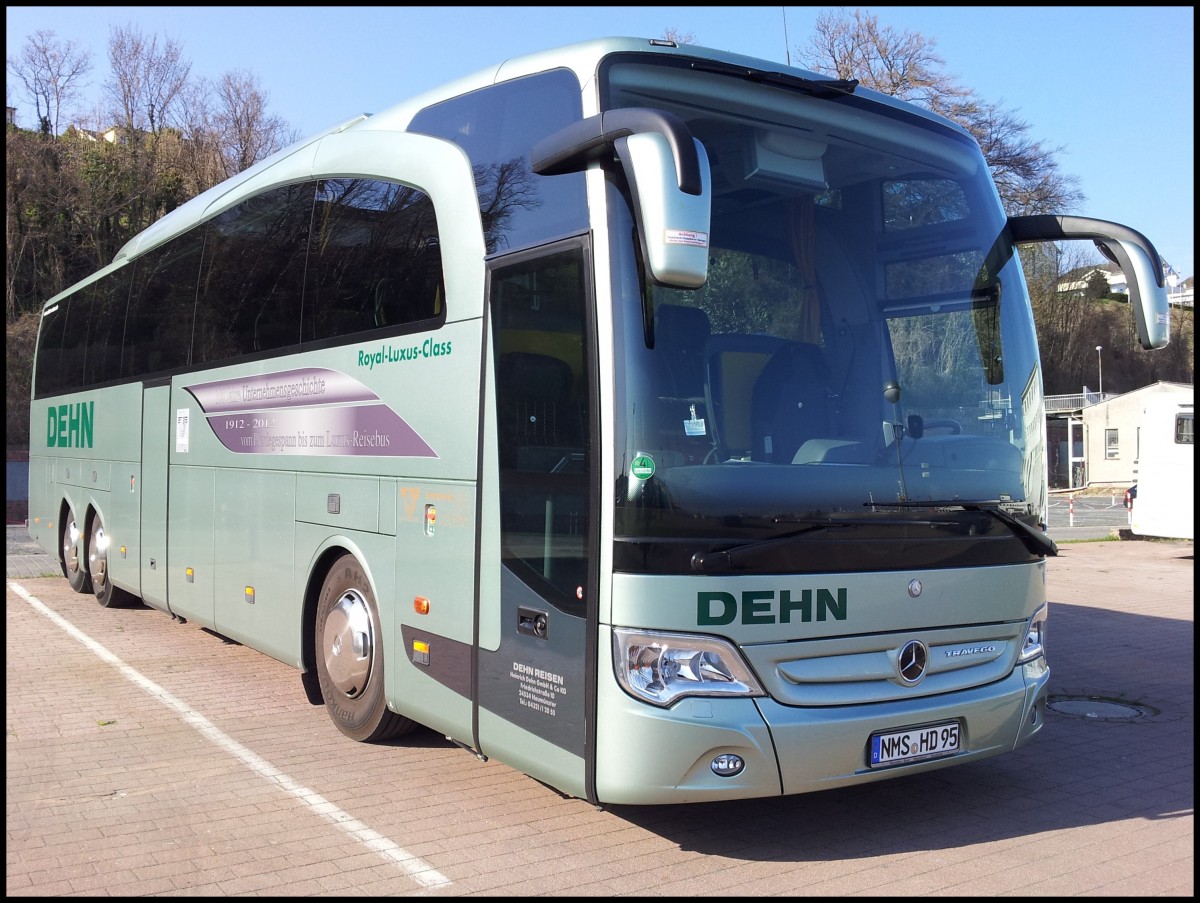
[1044,494,1135,541]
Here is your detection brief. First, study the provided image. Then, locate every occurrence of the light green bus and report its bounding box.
[28,37,1171,805]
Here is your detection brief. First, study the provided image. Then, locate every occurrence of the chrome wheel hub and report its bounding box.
[62,515,82,575]
[323,589,374,697]
[89,523,109,588]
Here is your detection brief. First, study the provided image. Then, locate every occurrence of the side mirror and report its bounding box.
[1093,236,1170,350]
[532,108,711,288]
[613,132,711,288]
[1008,214,1171,350]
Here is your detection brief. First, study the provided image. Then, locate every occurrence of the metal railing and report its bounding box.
[1045,392,1108,413]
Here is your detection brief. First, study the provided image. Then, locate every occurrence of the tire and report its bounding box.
[315,554,415,742]
[87,512,140,608]
[61,506,93,594]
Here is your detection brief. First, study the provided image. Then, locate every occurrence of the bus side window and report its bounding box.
[497,351,580,470]
[304,179,444,344]
[409,68,586,256]
[195,183,312,364]
[491,244,591,612]
[367,240,444,328]
[82,272,132,388]
[123,231,204,378]
[33,296,72,398]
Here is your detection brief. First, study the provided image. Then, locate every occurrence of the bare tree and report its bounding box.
[795,8,1118,393]
[6,29,93,137]
[105,24,191,135]
[173,80,227,195]
[176,69,298,188]
[5,309,38,446]
[6,128,80,322]
[943,95,1080,216]
[96,26,197,242]
[803,9,965,107]
[661,28,697,46]
[6,23,306,452]
[798,9,1082,217]
[212,70,298,176]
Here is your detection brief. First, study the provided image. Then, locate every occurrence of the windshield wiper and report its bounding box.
[875,500,1058,558]
[691,521,852,572]
[690,502,1055,573]
[688,60,858,97]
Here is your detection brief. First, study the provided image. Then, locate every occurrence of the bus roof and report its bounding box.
[105,35,964,279]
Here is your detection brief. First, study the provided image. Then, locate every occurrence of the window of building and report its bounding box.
[1175,413,1194,445]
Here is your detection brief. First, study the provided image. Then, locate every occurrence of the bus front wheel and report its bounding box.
[61,506,92,594]
[315,554,415,742]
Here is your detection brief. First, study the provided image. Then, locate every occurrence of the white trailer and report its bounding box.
[1131,395,1194,540]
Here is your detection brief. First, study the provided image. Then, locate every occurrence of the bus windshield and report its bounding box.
[603,55,1045,572]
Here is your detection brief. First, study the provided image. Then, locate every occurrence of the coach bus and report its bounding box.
[1130,394,1194,540]
[26,37,1172,805]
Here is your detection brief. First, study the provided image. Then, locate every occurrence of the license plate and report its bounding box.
[869,721,961,768]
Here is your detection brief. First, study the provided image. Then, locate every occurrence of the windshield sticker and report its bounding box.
[665,229,709,248]
[186,368,437,458]
[684,403,707,436]
[630,454,656,481]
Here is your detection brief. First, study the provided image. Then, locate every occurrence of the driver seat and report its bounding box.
[750,342,835,463]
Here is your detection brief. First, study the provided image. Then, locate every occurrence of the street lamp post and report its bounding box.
[1096,345,1103,398]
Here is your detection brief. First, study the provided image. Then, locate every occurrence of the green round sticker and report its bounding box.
[631,454,656,480]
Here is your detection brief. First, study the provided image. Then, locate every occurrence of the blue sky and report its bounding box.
[6,6,1194,280]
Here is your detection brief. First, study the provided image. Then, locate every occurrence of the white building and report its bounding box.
[1045,381,1194,489]
[1057,264,1193,308]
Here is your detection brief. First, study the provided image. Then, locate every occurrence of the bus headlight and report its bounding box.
[1018,604,1048,664]
[612,628,764,707]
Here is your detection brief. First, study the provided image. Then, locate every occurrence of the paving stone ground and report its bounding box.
[6,528,1193,896]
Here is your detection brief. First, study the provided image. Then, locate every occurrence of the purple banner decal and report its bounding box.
[188,368,378,414]
[207,404,437,457]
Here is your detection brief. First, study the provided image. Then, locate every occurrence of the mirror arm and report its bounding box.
[1008,213,1171,350]
[1007,214,1165,288]
[531,107,702,195]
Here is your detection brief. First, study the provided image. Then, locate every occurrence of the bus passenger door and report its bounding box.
[476,241,598,802]
[139,382,171,610]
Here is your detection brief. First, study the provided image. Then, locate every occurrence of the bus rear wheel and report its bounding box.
[315,554,415,742]
[61,505,92,594]
[87,513,139,608]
